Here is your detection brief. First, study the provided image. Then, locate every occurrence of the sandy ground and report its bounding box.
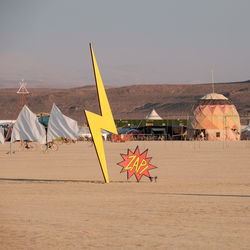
[0,140,250,249]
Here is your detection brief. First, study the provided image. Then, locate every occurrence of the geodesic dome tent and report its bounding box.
[187,93,241,141]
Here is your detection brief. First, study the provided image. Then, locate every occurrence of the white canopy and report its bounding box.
[0,126,4,144]
[11,105,46,144]
[78,126,91,138]
[0,120,15,126]
[146,109,163,120]
[78,126,110,140]
[47,104,79,142]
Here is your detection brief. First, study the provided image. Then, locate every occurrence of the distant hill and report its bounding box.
[0,81,250,124]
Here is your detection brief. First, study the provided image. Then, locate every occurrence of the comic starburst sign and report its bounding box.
[117,146,157,182]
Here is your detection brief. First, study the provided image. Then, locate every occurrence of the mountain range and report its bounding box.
[0,81,250,124]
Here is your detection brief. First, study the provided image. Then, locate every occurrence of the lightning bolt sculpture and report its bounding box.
[85,43,118,183]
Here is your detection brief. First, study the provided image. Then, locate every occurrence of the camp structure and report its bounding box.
[241,125,250,140]
[187,93,241,141]
[0,120,15,126]
[47,104,79,142]
[146,109,163,120]
[78,126,92,139]
[11,105,46,144]
[78,126,110,141]
[0,126,4,144]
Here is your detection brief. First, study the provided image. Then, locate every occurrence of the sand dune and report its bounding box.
[1,141,250,249]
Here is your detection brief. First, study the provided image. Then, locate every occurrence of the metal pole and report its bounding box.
[211,70,215,93]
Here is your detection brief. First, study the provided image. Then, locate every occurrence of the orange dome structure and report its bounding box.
[187,93,241,141]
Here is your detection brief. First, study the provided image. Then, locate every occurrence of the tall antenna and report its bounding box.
[211,70,215,93]
[5,79,29,148]
[17,79,29,94]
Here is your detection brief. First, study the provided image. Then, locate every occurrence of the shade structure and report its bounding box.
[47,104,79,142]
[187,93,241,141]
[146,109,162,120]
[11,105,46,144]
[0,126,4,144]
[78,126,92,138]
[78,126,110,141]
[241,125,250,140]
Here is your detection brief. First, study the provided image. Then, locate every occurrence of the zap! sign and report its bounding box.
[117,146,157,182]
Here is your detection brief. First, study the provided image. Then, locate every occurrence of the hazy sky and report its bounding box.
[0,0,249,87]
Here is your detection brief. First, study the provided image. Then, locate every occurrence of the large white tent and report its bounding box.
[47,104,79,142]
[0,126,4,144]
[11,105,46,144]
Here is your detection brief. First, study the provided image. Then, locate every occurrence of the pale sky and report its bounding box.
[0,0,249,87]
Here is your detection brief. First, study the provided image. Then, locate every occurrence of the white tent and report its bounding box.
[47,104,79,142]
[146,109,163,120]
[0,120,15,126]
[11,105,46,144]
[78,126,110,141]
[78,126,92,138]
[0,126,4,144]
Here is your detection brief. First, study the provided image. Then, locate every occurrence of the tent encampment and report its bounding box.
[11,105,46,144]
[47,104,79,142]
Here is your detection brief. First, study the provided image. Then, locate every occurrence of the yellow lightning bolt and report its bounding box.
[85,43,118,183]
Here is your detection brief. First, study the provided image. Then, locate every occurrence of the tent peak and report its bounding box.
[146,109,163,120]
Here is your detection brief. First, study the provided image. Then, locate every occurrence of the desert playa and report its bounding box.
[0,141,250,249]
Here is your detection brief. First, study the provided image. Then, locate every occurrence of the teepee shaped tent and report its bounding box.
[146,109,163,120]
[11,105,46,144]
[47,104,79,142]
[0,127,4,144]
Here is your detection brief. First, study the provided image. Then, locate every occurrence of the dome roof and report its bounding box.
[201,93,228,100]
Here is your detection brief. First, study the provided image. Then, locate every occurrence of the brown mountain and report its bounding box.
[0,81,250,124]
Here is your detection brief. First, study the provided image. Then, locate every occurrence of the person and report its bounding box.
[200,131,204,141]
[22,140,30,149]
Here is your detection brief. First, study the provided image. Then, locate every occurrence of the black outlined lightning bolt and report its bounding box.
[85,43,117,183]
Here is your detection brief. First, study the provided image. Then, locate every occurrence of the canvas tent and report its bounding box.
[47,104,79,142]
[187,93,241,141]
[146,109,162,120]
[0,126,4,144]
[11,105,46,144]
